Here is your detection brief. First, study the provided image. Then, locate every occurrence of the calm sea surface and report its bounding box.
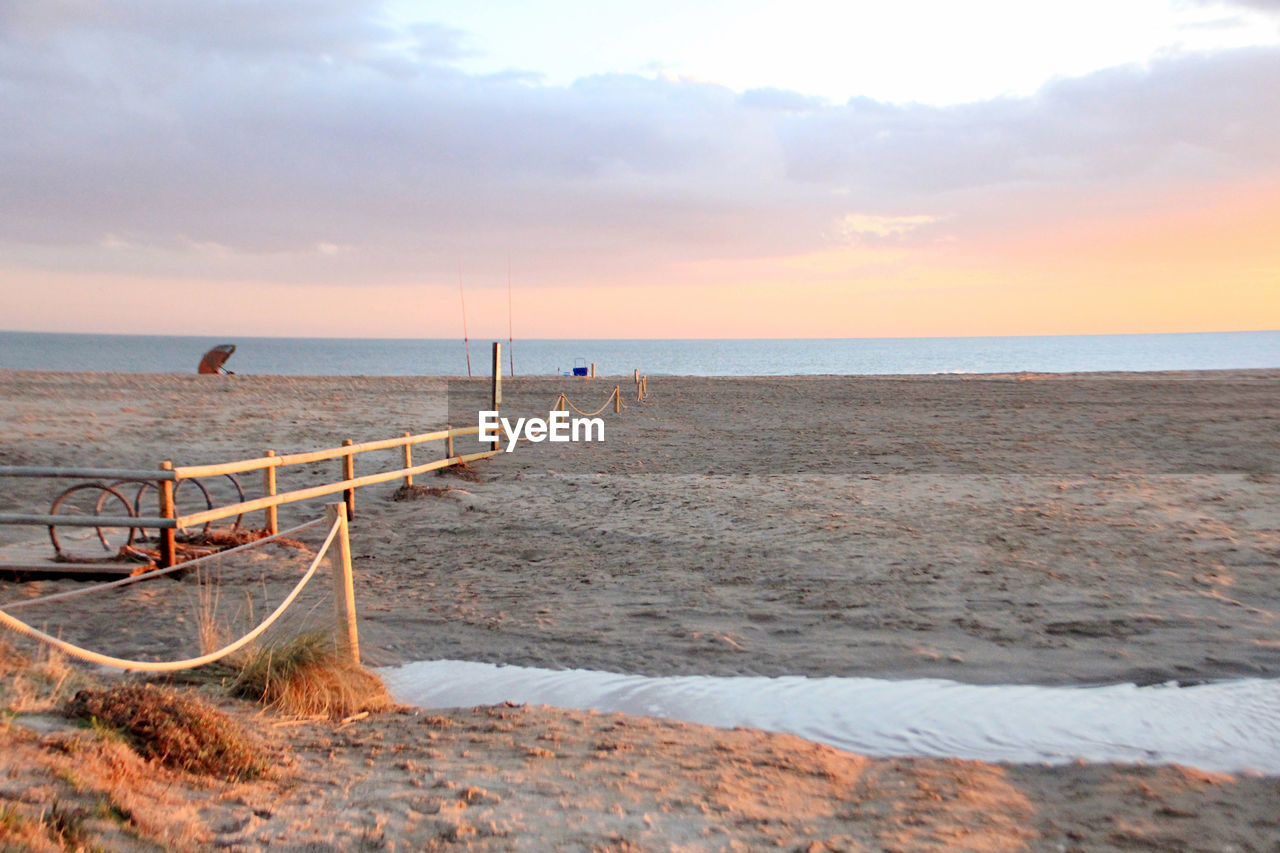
[1,330,1277,376]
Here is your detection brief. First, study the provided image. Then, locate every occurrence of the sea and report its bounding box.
[1,329,1278,376]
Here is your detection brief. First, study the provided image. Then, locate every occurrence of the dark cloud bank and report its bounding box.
[1,0,1277,283]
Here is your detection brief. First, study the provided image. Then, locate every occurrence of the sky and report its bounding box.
[1,0,1278,340]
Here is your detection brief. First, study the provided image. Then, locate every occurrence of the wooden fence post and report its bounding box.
[402,433,413,486]
[325,502,360,664]
[445,426,454,461]
[491,342,503,453]
[263,450,278,535]
[158,461,176,569]
[492,341,502,409]
[341,439,355,520]
[614,386,621,414]
[590,362,596,379]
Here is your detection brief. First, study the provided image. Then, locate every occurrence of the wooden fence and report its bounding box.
[0,345,650,571]
[0,425,498,569]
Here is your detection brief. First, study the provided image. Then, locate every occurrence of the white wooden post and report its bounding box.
[326,502,360,664]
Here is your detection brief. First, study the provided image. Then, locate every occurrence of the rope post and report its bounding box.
[634,368,639,384]
[445,426,454,461]
[402,432,414,486]
[341,438,355,520]
[614,386,621,414]
[263,450,278,535]
[325,502,360,665]
[590,362,596,379]
[158,461,176,569]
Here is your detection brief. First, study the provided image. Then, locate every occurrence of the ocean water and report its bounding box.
[1,329,1277,376]
[381,661,1280,774]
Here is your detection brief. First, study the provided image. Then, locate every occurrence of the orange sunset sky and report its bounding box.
[1,1,1277,340]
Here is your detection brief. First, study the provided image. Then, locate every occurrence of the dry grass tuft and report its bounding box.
[0,638,78,715]
[194,527,309,549]
[125,528,308,567]
[391,483,453,501]
[0,799,62,853]
[229,630,395,719]
[436,460,483,482]
[64,683,269,781]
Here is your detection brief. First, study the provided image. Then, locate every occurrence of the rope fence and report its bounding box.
[554,384,625,418]
[0,504,357,672]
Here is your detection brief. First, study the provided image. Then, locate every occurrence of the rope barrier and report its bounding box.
[557,386,621,418]
[0,518,326,613]
[0,515,341,672]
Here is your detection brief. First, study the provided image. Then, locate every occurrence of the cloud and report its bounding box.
[1188,0,1280,12]
[836,214,941,241]
[1,2,1278,290]
[779,48,1280,192]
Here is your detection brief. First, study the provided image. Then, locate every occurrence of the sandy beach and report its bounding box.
[3,368,1280,850]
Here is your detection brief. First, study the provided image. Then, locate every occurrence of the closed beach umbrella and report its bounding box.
[197,343,236,374]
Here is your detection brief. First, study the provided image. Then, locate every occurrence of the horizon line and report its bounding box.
[2,328,1278,343]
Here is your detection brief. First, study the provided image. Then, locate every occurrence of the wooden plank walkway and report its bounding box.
[0,539,151,579]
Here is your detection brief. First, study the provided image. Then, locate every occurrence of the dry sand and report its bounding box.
[2,368,1279,850]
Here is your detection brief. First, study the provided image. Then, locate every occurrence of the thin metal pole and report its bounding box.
[507,256,515,377]
[458,260,472,377]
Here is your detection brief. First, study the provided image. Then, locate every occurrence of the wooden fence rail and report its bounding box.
[171,426,476,479]
[0,423,497,569]
[174,448,497,529]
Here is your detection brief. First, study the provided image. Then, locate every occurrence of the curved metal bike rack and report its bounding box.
[47,482,137,560]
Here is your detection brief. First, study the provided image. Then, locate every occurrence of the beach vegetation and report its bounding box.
[391,483,453,500]
[436,460,482,482]
[228,629,395,719]
[42,801,92,850]
[0,638,79,715]
[64,682,269,781]
[0,797,105,853]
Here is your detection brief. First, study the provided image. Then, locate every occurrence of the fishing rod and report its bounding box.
[458,260,472,378]
[507,255,515,378]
